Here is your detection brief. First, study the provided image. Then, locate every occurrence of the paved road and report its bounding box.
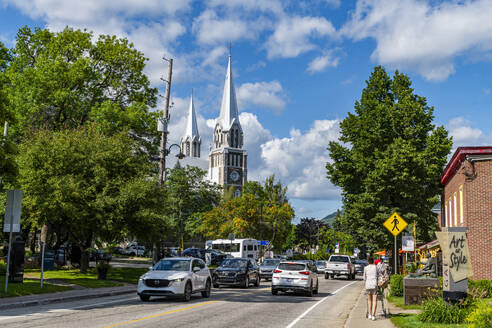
[0,277,364,328]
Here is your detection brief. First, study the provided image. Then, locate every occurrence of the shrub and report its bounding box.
[468,279,492,299]
[0,260,5,274]
[390,274,404,296]
[466,300,492,328]
[418,297,476,324]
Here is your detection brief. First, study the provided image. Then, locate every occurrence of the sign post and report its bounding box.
[384,212,408,274]
[3,190,22,294]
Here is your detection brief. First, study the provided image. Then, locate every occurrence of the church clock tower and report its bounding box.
[208,54,247,197]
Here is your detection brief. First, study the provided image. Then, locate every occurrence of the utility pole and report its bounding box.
[153,58,173,265]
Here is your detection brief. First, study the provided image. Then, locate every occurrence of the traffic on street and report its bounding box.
[0,275,362,328]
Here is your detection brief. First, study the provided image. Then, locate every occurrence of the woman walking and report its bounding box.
[363,257,378,320]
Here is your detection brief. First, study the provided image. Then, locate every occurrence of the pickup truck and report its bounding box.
[324,255,356,280]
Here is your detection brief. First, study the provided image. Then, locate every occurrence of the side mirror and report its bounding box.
[193,266,201,273]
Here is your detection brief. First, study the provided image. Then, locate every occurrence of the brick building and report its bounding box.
[439,146,492,280]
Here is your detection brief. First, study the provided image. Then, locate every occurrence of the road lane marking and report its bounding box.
[103,300,218,328]
[285,281,358,328]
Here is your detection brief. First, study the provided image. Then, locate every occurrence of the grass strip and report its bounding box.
[26,269,124,288]
[0,276,72,298]
[387,295,423,310]
[390,313,468,328]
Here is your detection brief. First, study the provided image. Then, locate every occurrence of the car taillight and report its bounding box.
[347,264,350,270]
[274,269,282,273]
[299,271,310,275]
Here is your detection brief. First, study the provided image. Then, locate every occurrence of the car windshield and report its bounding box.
[329,256,349,263]
[220,259,247,268]
[261,259,280,266]
[278,263,306,271]
[154,259,190,271]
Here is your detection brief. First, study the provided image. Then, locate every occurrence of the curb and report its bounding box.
[0,287,135,310]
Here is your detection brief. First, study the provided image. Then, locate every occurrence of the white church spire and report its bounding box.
[185,90,199,140]
[180,91,201,157]
[218,54,241,131]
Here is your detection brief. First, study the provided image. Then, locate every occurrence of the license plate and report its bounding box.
[285,278,293,281]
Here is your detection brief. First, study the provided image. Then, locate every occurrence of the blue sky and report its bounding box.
[1,0,491,220]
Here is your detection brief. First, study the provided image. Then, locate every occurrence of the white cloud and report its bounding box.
[208,0,284,15]
[192,10,252,45]
[256,120,341,200]
[342,0,492,81]
[323,0,341,8]
[307,50,340,73]
[266,16,336,59]
[447,117,484,147]
[237,81,287,113]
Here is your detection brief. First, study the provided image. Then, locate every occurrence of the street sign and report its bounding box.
[257,240,269,246]
[383,212,407,236]
[402,235,415,252]
[3,190,22,232]
[228,233,235,241]
[335,242,340,254]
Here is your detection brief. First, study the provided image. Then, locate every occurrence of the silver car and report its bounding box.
[137,257,211,302]
[271,261,319,296]
[259,259,281,281]
[315,260,327,274]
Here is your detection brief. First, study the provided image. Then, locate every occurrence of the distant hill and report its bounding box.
[321,211,339,226]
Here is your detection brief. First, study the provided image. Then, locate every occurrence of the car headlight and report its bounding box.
[169,278,185,286]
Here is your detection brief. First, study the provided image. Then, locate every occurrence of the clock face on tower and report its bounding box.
[230,170,240,182]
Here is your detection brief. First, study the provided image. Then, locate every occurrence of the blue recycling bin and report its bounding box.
[43,250,55,271]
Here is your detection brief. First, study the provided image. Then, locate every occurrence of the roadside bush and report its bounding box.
[291,254,310,260]
[390,274,403,297]
[418,297,476,324]
[466,300,492,328]
[468,279,492,299]
[0,260,5,274]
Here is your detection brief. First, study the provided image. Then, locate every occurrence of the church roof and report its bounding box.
[183,91,200,141]
[217,55,241,131]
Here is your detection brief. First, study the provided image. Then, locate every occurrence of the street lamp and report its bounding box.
[164,143,185,160]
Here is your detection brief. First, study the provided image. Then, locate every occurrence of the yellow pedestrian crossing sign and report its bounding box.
[384,212,407,236]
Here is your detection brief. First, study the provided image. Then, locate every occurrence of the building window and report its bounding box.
[448,199,453,227]
[459,186,463,225]
[453,192,457,226]
[445,203,448,227]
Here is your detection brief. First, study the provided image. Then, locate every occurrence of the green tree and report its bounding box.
[165,164,222,249]
[17,125,153,272]
[318,229,355,255]
[0,41,16,188]
[295,218,328,252]
[326,66,452,250]
[6,26,158,153]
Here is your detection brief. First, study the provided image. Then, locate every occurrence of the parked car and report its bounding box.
[113,247,125,255]
[354,259,368,275]
[315,260,327,274]
[183,248,229,266]
[324,255,355,280]
[89,249,112,262]
[271,261,319,296]
[137,257,211,302]
[213,258,259,288]
[125,245,145,257]
[259,258,281,281]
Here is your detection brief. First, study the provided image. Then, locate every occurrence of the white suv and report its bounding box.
[137,258,211,302]
[271,261,319,296]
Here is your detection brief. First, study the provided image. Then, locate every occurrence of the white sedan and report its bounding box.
[137,257,211,302]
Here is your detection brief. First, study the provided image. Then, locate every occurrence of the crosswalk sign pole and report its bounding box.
[394,235,397,275]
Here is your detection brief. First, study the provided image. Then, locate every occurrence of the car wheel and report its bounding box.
[306,281,313,297]
[139,295,150,302]
[271,288,278,295]
[183,281,192,302]
[313,279,319,295]
[254,274,260,287]
[324,273,329,280]
[201,280,211,298]
[242,276,249,288]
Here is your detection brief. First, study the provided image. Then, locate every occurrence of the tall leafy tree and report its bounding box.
[326,66,452,250]
[0,41,16,188]
[6,26,159,153]
[295,218,328,252]
[17,125,153,272]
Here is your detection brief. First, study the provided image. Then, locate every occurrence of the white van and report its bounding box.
[211,238,258,260]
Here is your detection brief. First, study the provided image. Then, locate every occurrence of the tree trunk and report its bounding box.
[80,245,89,273]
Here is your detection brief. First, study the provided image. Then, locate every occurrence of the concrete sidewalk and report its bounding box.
[345,288,420,328]
[0,285,135,310]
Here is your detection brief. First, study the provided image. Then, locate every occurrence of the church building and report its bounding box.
[180,54,247,197]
